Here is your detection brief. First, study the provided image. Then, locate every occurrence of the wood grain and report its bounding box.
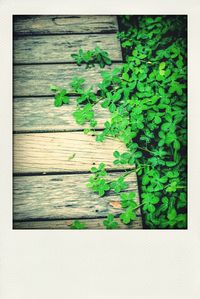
[13,15,143,229]
[14,15,119,35]
[13,217,143,229]
[14,97,111,132]
[13,173,141,221]
[14,63,121,96]
[14,34,122,64]
[14,132,131,174]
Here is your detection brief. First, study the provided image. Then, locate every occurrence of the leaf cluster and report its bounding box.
[51,16,187,229]
[120,192,138,224]
[50,85,69,107]
[71,47,112,68]
[69,220,86,229]
[103,214,119,229]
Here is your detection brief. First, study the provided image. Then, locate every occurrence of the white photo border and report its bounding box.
[0,1,200,298]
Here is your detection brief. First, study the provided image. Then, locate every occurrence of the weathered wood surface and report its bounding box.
[14,98,110,132]
[14,173,140,221]
[14,34,122,64]
[14,15,118,35]
[14,63,121,97]
[14,132,131,174]
[13,15,143,229]
[14,217,143,229]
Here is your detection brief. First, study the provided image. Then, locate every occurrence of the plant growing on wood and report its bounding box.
[50,85,69,107]
[51,15,187,229]
[119,191,140,224]
[86,163,110,196]
[103,214,119,229]
[69,220,86,229]
[71,46,112,68]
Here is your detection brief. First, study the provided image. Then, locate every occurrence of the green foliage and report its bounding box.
[72,103,95,125]
[120,206,137,224]
[69,220,86,229]
[51,15,187,229]
[71,47,112,68]
[110,176,128,193]
[103,214,119,229]
[87,163,110,196]
[120,191,137,209]
[113,148,141,165]
[70,77,85,93]
[120,192,139,224]
[50,85,69,107]
[116,15,186,229]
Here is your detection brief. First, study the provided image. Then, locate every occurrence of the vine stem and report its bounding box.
[135,164,151,173]
[121,169,136,178]
[164,184,186,190]
[90,97,103,107]
[134,203,144,210]
[137,146,154,154]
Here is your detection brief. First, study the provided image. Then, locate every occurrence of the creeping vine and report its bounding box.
[51,15,187,229]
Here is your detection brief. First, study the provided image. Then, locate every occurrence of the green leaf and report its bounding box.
[90,119,97,128]
[173,140,180,150]
[69,220,86,229]
[137,82,145,92]
[96,134,105,142]
[122,73,129,81]
[111,176,128,193]
[120,207,136,224]
[91,167,98,173]
[166,161,177,167]
[177,192,187,209]
[113,151,120,158]
[142,175,150,185]
[101,99,110,108]
[159,69,165,76]
[62,96,69,104]
[54,96,62,107]
[120,192,137,209]
[159,62,166,70]
[167,208,177,221]
[154,115,161,124]
[103,214,119,229]
[71,47,112,68]
[50,85,59,92]
[109,103,116,113]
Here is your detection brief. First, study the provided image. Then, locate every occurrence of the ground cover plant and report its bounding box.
[51,15,187,229]
[71,46,112,69]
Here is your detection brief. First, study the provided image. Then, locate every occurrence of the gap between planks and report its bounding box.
[13,172,141,222]
[13,217,143,229]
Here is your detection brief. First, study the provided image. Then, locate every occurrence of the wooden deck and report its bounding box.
[13,15,143,229]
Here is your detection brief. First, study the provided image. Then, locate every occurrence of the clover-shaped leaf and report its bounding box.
[111,176,128,193]
[103,214,119,229]
[69,220,86,229]
[120,207,137,224]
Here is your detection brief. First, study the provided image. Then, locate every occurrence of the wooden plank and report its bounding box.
[14,34,122,64]
[14,15,118,35]
[14,63,121,97]
[13,217,143,229]
[13,173,141,221]
[14,132,131,174]
[14,98,110,132]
